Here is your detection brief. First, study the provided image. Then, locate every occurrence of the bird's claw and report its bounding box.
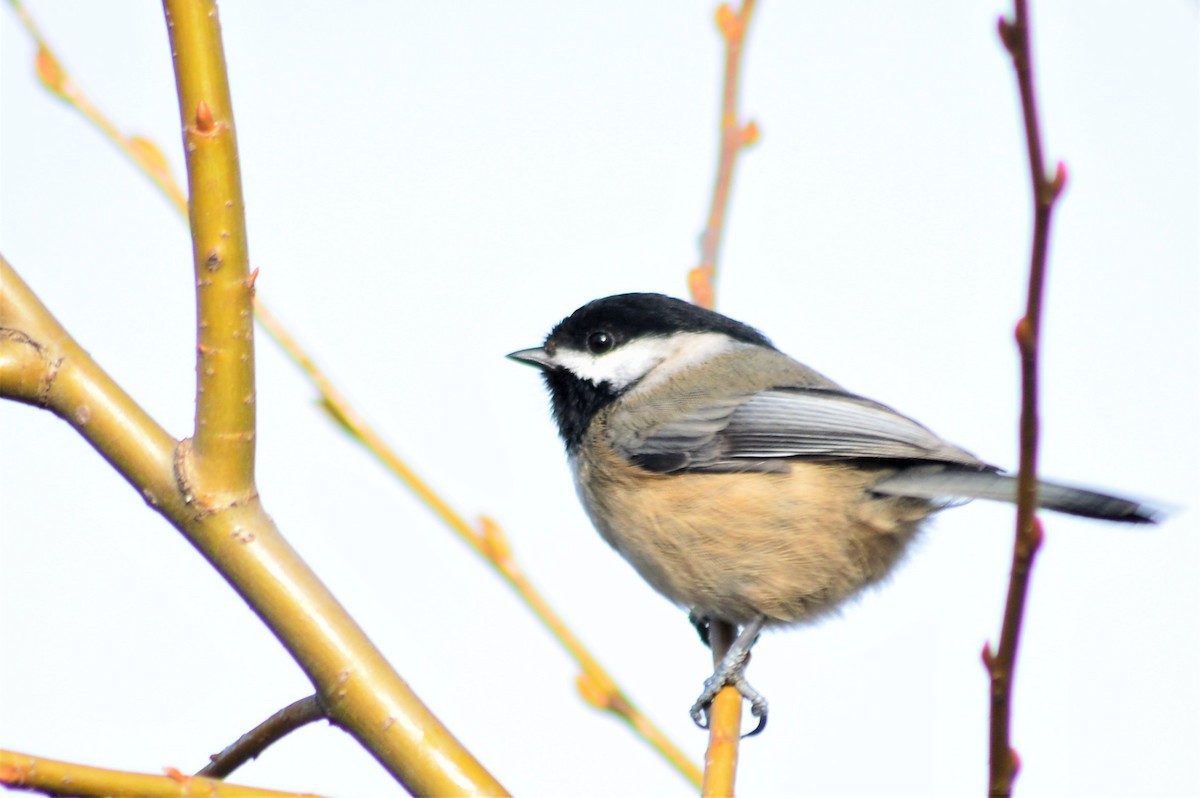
[689,671,769,737]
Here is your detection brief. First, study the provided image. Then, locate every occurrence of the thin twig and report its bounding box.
[700,622,742,797]
[688,3,759,792]
[6,8,700,787]
[8,0,189,216]
[983,3,1067,795]
[690,0,760,310]
[197,695,325,780]
[0,748,325,798]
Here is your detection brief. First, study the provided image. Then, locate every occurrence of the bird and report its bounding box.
[508,292,1158,734]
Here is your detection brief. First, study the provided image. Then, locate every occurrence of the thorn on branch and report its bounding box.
[1014,317,1036,352]
[576,671,633,719]
[688,266,716,311]
[981,642,997,671]
[740,120,760,148]
[576,671,613,711]
[1043,160,1068,202]
[478,516,512,564]
[715,4,743,40]
[1021,517,1045,554]
[129,136,171,174]
[195,99,215,133]
[34,47,69,98]
[997,16,1019,54]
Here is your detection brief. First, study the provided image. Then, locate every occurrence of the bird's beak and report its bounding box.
[507,347,556,370]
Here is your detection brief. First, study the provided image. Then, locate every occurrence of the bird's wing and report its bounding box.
[610,387,990,474]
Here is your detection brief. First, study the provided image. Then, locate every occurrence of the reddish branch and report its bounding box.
[984,3,1067,795]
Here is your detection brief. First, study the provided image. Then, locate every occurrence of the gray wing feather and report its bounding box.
[612,386,988,473]
[723,390,984,464]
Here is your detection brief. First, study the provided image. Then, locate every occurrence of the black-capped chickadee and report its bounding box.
[509,293,1157,734]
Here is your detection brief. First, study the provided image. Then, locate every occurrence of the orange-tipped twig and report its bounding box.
[984,3,1067,795]
[689,0,760,311]
[9,0,188,215]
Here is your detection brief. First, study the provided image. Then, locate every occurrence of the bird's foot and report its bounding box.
[689,615,769,737]
[690,669,768,737]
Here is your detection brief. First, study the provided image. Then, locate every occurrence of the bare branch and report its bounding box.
[197,695,326,780]
[700,622,743,797]
[1,251,503,798]
[689,0,760,310]
[985,3,1068,795]
[0,747,325,798]
[0,254,180,499]
[163,0,257,502]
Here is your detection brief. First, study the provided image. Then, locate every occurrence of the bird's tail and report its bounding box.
[872,467,1162,524]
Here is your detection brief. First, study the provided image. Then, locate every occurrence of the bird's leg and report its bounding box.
[690,615,768,736]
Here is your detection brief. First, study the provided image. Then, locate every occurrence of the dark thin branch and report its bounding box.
[197,695,326,780]
[984,3,1067,796]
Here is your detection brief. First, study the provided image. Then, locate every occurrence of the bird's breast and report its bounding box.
[572,434,937,626]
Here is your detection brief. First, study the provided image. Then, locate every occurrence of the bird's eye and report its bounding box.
[587,331,614,354]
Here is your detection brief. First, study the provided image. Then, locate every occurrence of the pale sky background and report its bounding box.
[1,3,1197,797]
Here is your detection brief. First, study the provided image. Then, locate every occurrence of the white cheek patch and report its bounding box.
[552,339,668,390]
[553,332,743,391]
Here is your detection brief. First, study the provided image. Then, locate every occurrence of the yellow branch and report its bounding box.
[0,748,325,798]
[8,3,702,787]
[164,0,256,501]
[700,623,743,797]
[2,261,506,794]
[1,254,180,498]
